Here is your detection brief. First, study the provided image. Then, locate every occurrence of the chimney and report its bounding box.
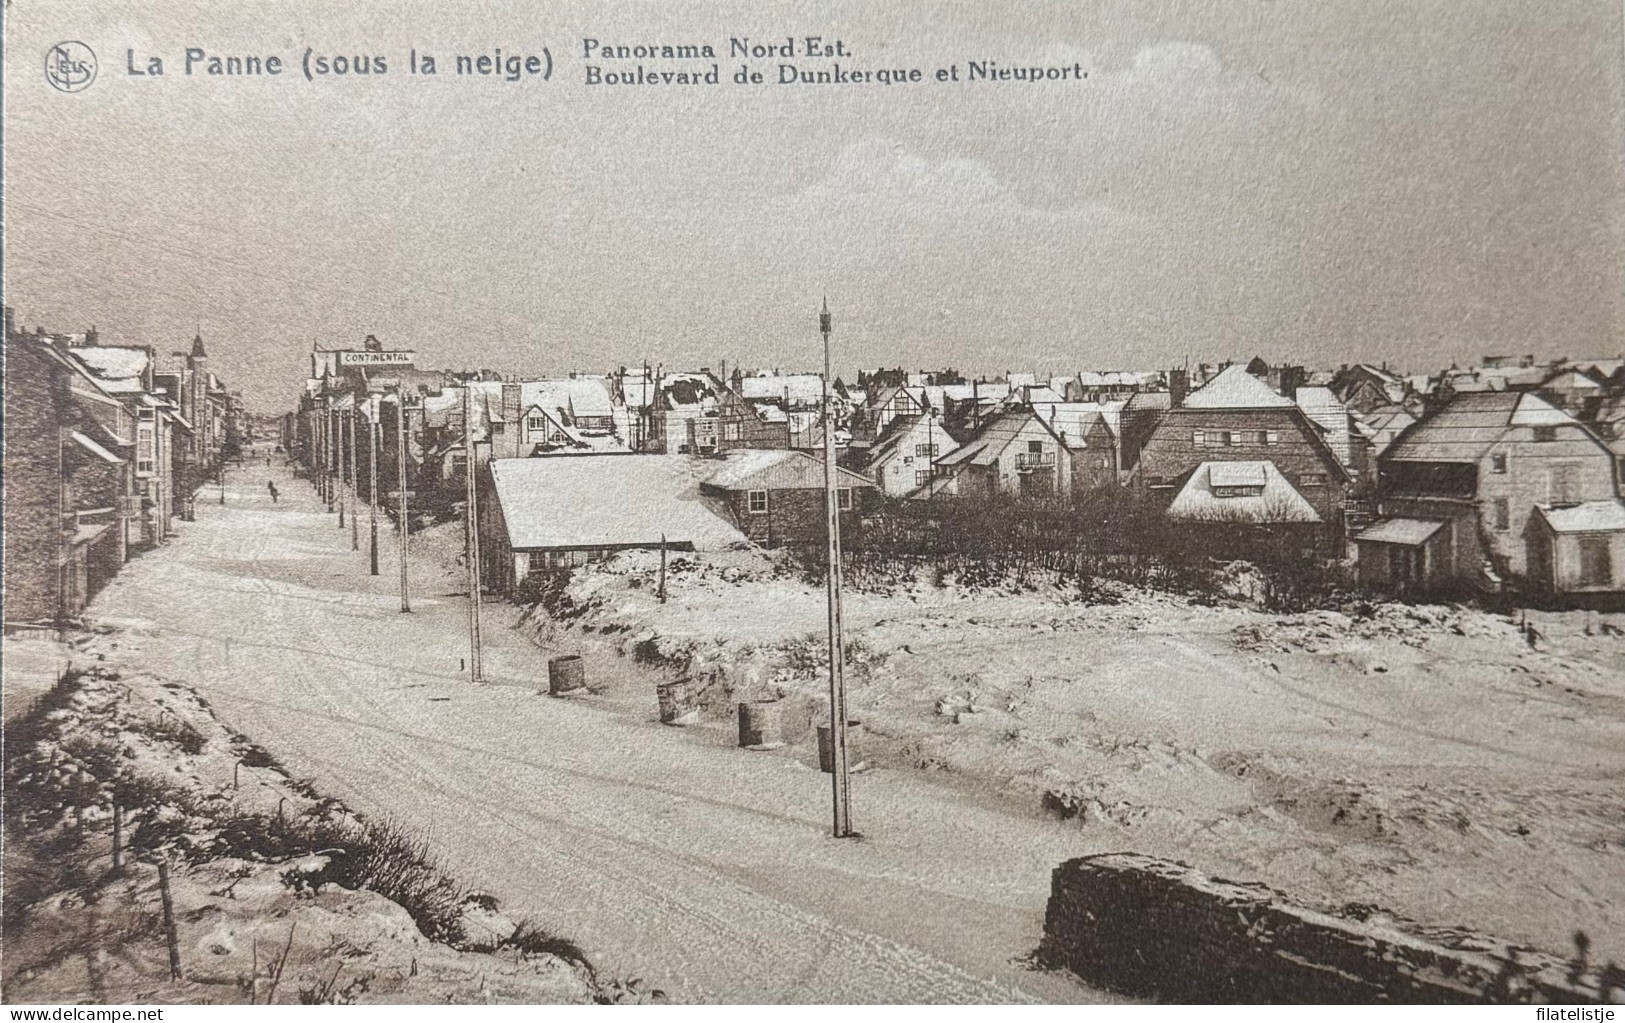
[501,382,521,424]
[1280,366,1300,402]
[85,325,99,347]
[1169,368,1189,408]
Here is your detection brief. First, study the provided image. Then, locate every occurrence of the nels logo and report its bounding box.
[45,41,97,93]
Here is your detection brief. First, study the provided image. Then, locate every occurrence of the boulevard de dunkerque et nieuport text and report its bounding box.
[583,36,1087,86]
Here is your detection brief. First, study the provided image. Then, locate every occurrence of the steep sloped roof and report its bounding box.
[1181,365,1295,409]
[1385,392,1575,463]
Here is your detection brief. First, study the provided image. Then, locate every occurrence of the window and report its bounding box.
[916,469,933,486]
[747,489,768,514]
[1264,431,1279,446]
[137,421,156,475]
[527,415,547,433]
[1550,464,1580,506]
[914,443,938,458]
[1300,472,1328,486]
[1222,431,1237,447]
[1193,430,1206,447]
[1533,426,1558,443]
[1493,498,1510,531]
[1213,485,1265,499]
[837,487,853,510]
[723,423,742,441]
[1490,452,1508,474]
[1028,440,1044,454]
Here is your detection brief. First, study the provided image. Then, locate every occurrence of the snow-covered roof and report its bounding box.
[70,346,149,380]
[1166,461,1321,523]
[700,449,873,491]
[1535,501,1625,534]
[68,346,150,393]
[1033,402,1118,450]
[1387,393,1581,462]
[1181,365,1295,410]
[736,374,826,403]
[1356,517,1447,546]
[488,455,744,551]
[522,379,615,419]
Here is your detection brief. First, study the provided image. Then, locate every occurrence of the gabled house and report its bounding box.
[698,449,876,547]
[923,408,1072,499]
[1359,392,1621,593]
[1134,365,1352,533]
[1330,364,1407,415]
[854,413,959,497]
[1032,401,1122,492]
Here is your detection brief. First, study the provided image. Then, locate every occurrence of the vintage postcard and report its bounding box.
[4,0,1624,1009]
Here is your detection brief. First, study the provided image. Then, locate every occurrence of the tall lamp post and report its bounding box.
[821,298,853,839]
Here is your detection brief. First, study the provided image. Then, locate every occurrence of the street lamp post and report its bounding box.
[820,298,853,839]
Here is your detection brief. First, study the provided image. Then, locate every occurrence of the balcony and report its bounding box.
[1015,451,1056,471]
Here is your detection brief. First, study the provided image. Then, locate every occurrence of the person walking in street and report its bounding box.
[267,481,279,504]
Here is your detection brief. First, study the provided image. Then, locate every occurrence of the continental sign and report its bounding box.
[339,351,415,366]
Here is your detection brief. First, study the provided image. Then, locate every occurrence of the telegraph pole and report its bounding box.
[369,411,380,576]
[337,406,347,529]
[821,297,853,839]
[462,386,485,683]
[395,395,411,613]
[326,405,337,513]
[348,409,360,550]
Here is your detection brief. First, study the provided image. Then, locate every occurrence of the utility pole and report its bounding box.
[821,297,853,839]
[337,406,346,529]
[348,409,360,550]
[326,405,337,513]
[462,386,484,682]
[395,395,411,613]
[369,411,380,576]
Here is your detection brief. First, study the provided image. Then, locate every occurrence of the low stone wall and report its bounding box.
[1040,853,1607,1004]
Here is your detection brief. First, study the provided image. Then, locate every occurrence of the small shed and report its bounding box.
[1354,517,1452,592]
[1526,500,1625,600]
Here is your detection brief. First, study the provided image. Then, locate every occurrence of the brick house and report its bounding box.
[1358,392,1621,593]
[705,384,792,453]
[698,449,876,547]
[3,313,145,624]
[1134,366,1352,535]
[1033,402,1122,492]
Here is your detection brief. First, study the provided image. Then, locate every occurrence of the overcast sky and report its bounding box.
[6,0,1625,411]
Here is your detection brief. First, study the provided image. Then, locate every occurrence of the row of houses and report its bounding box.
[290,337,1625,603]
[3,307,246,625]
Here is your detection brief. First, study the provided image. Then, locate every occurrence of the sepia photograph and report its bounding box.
[3,0,1624,1010]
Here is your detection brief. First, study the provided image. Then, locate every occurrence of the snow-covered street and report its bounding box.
[76,457,1106,1004]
